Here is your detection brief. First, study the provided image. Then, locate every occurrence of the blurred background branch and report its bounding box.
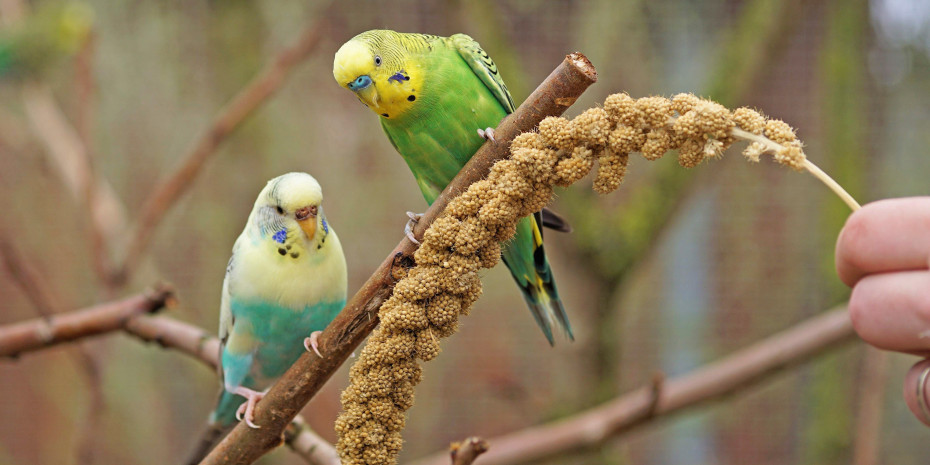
[0,278,174,358]
[410,306,855,465]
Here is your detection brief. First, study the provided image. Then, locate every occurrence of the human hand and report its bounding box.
[835,197,930,426]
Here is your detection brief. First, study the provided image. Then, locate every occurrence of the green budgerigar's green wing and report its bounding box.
[380,118,444,203]
[449,34,515,114]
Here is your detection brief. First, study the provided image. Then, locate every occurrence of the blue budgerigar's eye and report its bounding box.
[374,55,382,66]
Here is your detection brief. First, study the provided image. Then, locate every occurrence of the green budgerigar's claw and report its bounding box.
[405,211,423,245]
[477,127,496,142]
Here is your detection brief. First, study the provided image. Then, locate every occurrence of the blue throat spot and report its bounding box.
[272,229,287,244]
[321,218,329,234]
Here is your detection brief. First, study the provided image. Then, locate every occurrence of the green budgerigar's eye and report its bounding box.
[374,55,382,66]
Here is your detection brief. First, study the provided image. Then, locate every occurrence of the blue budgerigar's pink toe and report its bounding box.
[304,331,324,358]
[232,386,265,429]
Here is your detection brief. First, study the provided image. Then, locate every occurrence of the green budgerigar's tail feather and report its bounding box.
[502,215,574,345]
[540,207,572,233]
[184,389,241,464]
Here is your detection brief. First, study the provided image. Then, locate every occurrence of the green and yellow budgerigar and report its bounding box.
[333,30,572,344]
[187,172,347,464]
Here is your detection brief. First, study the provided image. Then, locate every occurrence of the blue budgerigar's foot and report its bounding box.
[233,386,266,429]
[477,127,496,142]
[405,211,423,245]
[304,331,323,358]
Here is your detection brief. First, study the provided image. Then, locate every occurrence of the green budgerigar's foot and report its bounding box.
[304,331,323,358]
[233,386,266,429]
[477,127,496,142]
[405,211,423,245]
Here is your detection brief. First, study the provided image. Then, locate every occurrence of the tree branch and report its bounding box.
[450,437,489,465]
[284,418,343,465]
[199,52,598,465]
[0,284,175,358]
[409,307,856,465]
[117,2,335,282]
[124,315,219,367]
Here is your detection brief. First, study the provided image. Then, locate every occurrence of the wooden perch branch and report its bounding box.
[0,284,175,358]
[117,3,334,282]
[199,53,598,465]
[409,306,856,465]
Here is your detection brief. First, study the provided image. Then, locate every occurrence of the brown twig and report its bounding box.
[199,53,598,465]
[408,307,856,465]
[72,31,114,288]
[117,2,335,283]
[450,437,489,465]
[0,284,175,358]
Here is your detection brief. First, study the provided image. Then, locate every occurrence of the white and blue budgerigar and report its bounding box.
[188,172,347,463]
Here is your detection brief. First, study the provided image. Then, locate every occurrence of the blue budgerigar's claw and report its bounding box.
[304,331,323,358]
[405,211,423,245]
[477,127,496,142]
[232,386,265,429]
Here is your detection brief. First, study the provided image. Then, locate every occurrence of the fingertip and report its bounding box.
[903,359,930,427]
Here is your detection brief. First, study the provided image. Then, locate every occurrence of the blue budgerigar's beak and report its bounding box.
[347,75,373,92]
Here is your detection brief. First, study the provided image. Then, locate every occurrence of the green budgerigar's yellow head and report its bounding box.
[247,172,331,256]
[333,30,430,120]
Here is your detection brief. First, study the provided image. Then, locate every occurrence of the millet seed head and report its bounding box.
[636,96,674,128]
[732,107,766,134]
[537,116,575,150]
[763,119,796,144]
[641,129,672,161]
[678,138,704,168]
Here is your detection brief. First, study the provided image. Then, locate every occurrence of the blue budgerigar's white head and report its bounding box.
[247,172,331,254]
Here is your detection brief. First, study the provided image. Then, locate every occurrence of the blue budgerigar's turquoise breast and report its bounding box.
[213,297,344,427]
[224,298,344,385]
